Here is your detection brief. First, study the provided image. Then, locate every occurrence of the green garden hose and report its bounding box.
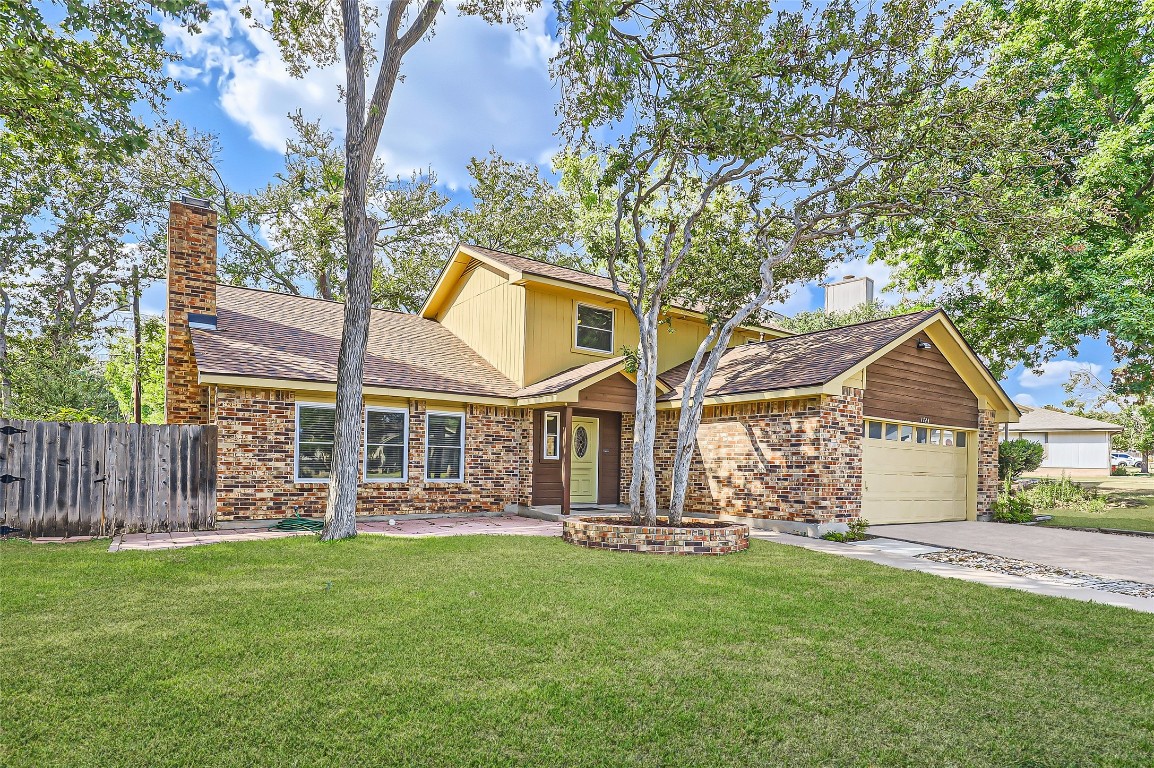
[270,513,325,532]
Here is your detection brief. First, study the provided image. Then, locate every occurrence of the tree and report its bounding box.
[105,316,167,424]
[998,439,1045,481]
[251,0,538,540]
[555,0,1055,524]
[454,150,584,265]
[876,0,1154,396]
[1064,368,1154,471]
[1,336,121,422]
[780,300,934,335]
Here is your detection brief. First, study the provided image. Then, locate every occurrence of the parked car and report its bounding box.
[1111,452,1140,468]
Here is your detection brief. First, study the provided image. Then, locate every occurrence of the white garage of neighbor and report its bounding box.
[1006,404,1121,477]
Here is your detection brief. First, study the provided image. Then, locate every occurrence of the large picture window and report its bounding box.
[542,411,560,460]
[296,404,335,481]
[365,408,407,481]
[575,303,613,354]
[426,412,465,482]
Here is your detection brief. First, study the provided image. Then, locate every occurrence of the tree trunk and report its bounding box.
[0,285,11,414]
[629,306,660,526]
[131,265,142,424]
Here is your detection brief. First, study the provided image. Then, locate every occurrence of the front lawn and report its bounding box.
[3,535,1152,767]
[1035,474,1154,532]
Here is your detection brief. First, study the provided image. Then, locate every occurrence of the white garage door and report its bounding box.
[862,420,970,524]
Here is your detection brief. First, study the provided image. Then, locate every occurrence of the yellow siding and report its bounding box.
[523,286,739,386]
[435,262,526,386]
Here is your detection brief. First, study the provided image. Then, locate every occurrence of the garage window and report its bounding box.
[916,427,928,444]
[930,429,941,445]
[900,425,913,442]
[956,432,967,448]
[885,423,899,441]
[867,421,883,439]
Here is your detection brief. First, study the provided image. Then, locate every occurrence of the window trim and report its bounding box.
[542,411,561,460]
[573,301,615,355]
[425,410,466,483]
[363,406,409,483]
[294,401,336,484]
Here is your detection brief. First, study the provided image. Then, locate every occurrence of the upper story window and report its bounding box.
[575,303,614,354]
[296,403,335,481]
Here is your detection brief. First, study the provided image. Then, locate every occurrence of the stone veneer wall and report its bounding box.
[211,386,533,520]
[563,516,749,555]
[165,200,217,425]
[977,408,999,517]
[622,389,864,523]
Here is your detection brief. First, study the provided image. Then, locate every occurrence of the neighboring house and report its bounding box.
[165,198,1018,531]
[1006,405,1122,477]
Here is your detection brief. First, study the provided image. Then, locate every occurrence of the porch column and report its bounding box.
[560,406,573,516]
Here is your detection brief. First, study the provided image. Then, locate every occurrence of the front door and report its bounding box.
[570,417,599,504]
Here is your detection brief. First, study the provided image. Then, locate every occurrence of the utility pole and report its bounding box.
[132,265,142,424]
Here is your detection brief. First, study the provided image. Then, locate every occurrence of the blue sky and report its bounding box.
[144,0,1115,409]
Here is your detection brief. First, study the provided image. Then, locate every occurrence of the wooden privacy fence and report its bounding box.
[0,419,217,537]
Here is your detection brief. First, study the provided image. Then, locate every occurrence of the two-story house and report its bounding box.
[165,198,1017,531]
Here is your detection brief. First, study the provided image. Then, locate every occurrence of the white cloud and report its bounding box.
[166,1,561,186]
[1017,359,1103,389]
[1012,392,1037,407]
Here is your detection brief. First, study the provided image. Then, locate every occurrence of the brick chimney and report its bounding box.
[165,196,218,424]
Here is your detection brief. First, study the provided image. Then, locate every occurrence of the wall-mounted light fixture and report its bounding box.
[915,338,933,350]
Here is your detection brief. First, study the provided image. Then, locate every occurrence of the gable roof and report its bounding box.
[419,243,789,335]
[513,357,626,399]
[1011,405,1123,432]
[659,310,940,400]
[190,285,519,399]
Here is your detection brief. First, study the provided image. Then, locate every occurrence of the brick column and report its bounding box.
[165,198,218,424]
[976,408,999,516]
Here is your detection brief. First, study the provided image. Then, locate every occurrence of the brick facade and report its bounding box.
[977,407,999,516]
[620,389,865,523]
[165,200,217,424]
[210,386,532,520]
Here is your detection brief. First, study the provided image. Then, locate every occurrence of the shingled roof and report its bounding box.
[1012,405,1122,432]
[190,285,520,398]
[659,310,941,400]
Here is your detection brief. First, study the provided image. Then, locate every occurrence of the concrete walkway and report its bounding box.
[753,530,1154,613]
[109,515,561,552]
[870,521,1154,584]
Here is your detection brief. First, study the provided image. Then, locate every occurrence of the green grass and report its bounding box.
[3,536,1153,767]
[1036,475,1154,532]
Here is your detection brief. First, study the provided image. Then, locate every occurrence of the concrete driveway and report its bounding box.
[871,522,1154,584]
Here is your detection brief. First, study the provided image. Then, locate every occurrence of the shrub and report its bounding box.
[1022,475,1094,509]
[992,491,1034,523]
[998,438,1045,481]
[1111,464,1130,476]
[821,518,870,542]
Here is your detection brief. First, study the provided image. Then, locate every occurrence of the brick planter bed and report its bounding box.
[562,515,749,555]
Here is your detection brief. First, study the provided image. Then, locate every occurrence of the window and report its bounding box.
[943,429,955,446]
[885,423,899,441]
[575,303,613,354]
[542,411,560,460]
[930,429,942,445]
[916,428,928,444]
[365,408,407,481]
[956,431,967,448]
[867,421,883,439]
[426,412,465,481]
[900,425,914,442]
[296,404,335,481]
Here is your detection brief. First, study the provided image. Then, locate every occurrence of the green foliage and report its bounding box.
[877,0,1154,395]
[1,336,120,422]
[1022,476,1109,515]
[821,518,870,543]
[999,439,1046,481]
[104,317,166,424]
[780,301,934,335]
[991,490,1035,523]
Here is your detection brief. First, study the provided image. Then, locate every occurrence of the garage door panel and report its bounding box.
[862,439,969,524]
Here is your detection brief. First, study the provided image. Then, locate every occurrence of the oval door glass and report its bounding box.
[574,425,589,458]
